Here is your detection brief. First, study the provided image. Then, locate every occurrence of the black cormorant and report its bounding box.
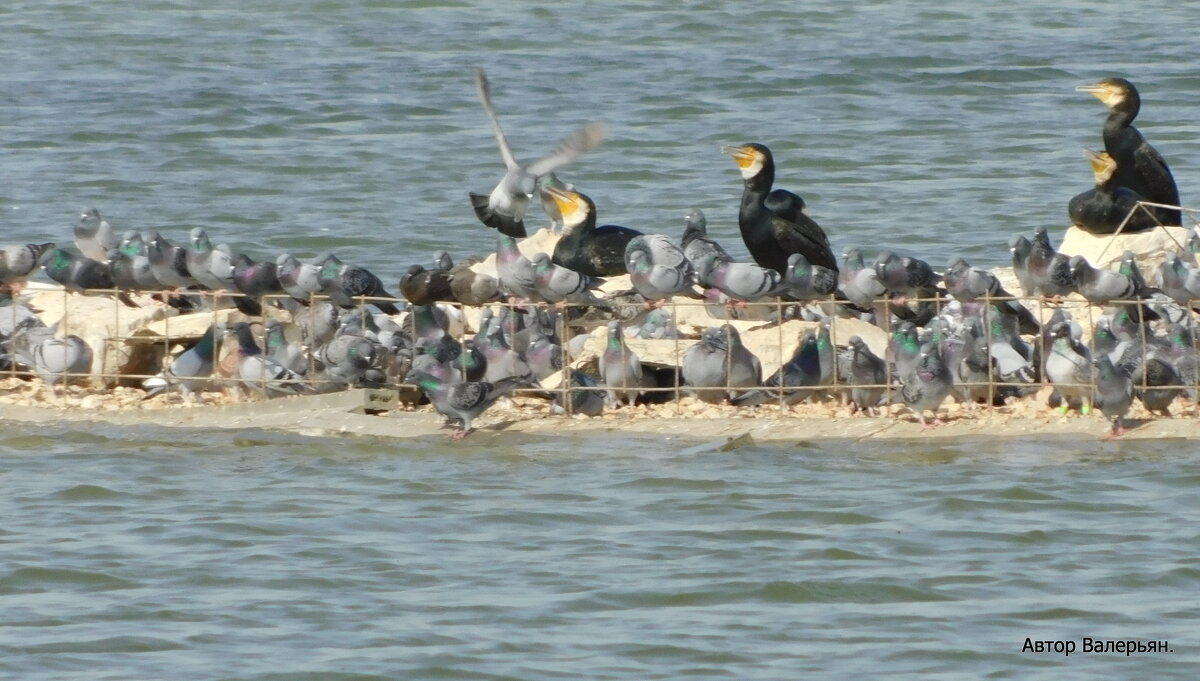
[1076,78,1180,225]
[721,143,837,274]
[1068,150,1159,234]
[545,186,642,277]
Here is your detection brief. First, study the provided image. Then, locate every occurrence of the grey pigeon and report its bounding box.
[1156,252,1200,306]
[704,255,785,303]
[146,232,197,290]
[624,234,697,302]
[231,322,313,398]
[74,208,118,262]
[599,320,644,406]
[550,369,606,417]
[838,248,887,308]
[479,317,530,384]
[1044,321,1093,415]
[142,322,221,403]
[277,253,325,305]
[185,228,228,291]
[730,328,822,406]
[524,329,563,381]
[784,252,838,300]
[316,254,401,315]
[265,319,309,375]
[1093,354,1134,438]
[1008,234,1036,298]
[495,235,540,301]
[1069,255,1139,304]
[899,342,953,427]
[468,68,605,239]
[887,321,922,382]
[680,208,733,288]
[848,335,888,415]
[945,257,1040,335]
[681,324,762,404]
[40,247,137,307]
[407,368,530,439]
[874,250,939,302]
[430,251,454,272]
[13,333,93,396]
[315,328,379,386]
[531,252,604,306]
[0,242,55,287]
[1027,227,1075,299]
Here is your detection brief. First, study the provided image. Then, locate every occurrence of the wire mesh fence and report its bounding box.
[3,281,1198,423]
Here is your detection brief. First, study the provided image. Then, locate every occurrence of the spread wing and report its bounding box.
[474,68,519,171]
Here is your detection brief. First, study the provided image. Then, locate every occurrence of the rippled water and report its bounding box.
[4,2,1200,678]
[1,426,1198,679]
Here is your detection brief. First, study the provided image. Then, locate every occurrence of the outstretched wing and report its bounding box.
[474,68,519,171]
[526,122,606,177]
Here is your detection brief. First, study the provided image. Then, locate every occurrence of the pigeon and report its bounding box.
[1008,234,1036,298]
[550,369,606,417]
[229,253,283,316]
[399,263,455,306]
[0,242,55,288]
[623,237,696,304]
[145,232,196,290]
[315,328,379,386]
[495,235,540,301]
[468,67,605,238]
[430,251,454,272]
[531,252,605,306]
[1069,254,1146,305]
[847,335,888,415]
[944,257,1040,334]
[681,325,762,404]
[599,320,644,406]
[14,334,93,396]
[185,228,229,291]
[230,322,313,398]
[680,208,733,288]
[1044,321,1093,415]
[784,252,838,300]
[887,321,922,382]
[40,248,138,307]
[447,263,503,306]
[1131,354,1181,416]
[276,253,325,305]
[899,342,953,427]
[478,317,530,384]
[704,255,785,304]
[1156,252,1200,306]
[74,208,118,262]
[838,248,887,309]
[524,329,563,381]
[1164,323,1200,400]
[1093,354,1134,438]
[317,255,401,315]
[874,251,940,303]
[1027,227,1075,299]
[142,322,221,403]
[407,368,531,439]
[730,328,822,406]
[265,319,309,376]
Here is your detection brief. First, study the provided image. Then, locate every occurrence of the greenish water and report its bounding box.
[3,1,1200,678]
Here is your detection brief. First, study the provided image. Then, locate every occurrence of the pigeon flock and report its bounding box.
[0,74,1197,440]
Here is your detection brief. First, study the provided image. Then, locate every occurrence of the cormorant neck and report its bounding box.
[744,156,775,194]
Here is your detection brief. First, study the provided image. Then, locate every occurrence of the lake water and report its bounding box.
[2,1,1199,678]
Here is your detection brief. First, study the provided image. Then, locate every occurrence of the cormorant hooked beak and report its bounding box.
[1075,81,1124,108]
[720,145,756,169]
[542,184,588,225]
